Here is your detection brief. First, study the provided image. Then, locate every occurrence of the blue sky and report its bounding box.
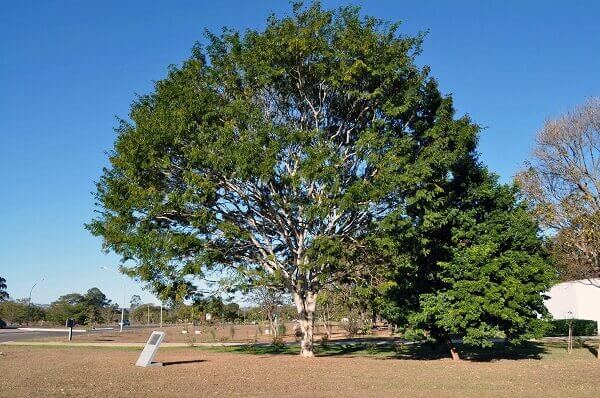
[1,1,598,305]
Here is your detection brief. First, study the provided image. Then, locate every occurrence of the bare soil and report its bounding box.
[1,344,600,397]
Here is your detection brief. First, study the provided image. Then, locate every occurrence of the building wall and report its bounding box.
[545,279,600,335]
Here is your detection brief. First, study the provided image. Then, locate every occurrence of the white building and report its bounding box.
[544,279,600,334]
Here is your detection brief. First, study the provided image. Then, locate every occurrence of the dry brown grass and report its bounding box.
[1,343,600,397]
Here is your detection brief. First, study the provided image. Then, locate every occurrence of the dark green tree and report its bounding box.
[130,294,142,309]
[88,2,478,356]
[0,276,8,302]
[46,288,113,326]
[382,165,556,360]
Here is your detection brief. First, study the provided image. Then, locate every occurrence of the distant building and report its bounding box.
[544,279,600,334]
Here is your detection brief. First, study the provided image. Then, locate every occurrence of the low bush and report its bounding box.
[271,336,285,351]
[544,319,597,337]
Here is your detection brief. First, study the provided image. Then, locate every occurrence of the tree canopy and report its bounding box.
[88,1,554,358]
[46,288,113,326]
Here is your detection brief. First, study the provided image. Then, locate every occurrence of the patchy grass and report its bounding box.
[2,343,600,397]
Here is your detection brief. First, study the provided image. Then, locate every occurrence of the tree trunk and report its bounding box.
[445,337,461,361]
[293,291,317,358]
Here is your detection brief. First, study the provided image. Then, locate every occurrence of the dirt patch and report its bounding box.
[1,344,599,397]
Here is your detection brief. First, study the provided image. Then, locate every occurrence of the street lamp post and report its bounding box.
[101,266,126,333]
[28,278,45,306]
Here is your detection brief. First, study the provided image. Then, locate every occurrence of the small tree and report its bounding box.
[516,98,600,286]
[0,276,8,302]
[250,286,286,336]
[130,295,142,309]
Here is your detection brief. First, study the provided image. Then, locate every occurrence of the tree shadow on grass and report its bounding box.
[387,342,547,362]
[163,359,206,366]
[582,341,599,358]
[205,341,548,362]
[316,341,548,362]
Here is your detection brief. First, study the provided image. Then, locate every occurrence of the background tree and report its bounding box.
[0,276,8,302]
[130,294,142,309]
[46,288,112,325]
[222,302,241,322]
[516,98,600,286]
[88,2,479,356]
[0,299,45,325]
[131,303,162,324]
[249,286,286,336]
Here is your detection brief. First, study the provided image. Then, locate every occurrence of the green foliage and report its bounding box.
[86,1,467,312]
[83,1,554,358]
[0,276,8,302]
[383,168,556,348]
[129,295,142,309]
[46,288,113,325]
[0,300,45,325]
[277,323,287,336]
[544,319,597,337]
[271,335,286,351]
[130,304,161,324]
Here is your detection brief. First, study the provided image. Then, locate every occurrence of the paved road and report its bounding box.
[0,328,83,343]
[0,325,154,343]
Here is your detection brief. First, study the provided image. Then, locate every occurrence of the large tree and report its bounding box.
[516,98,600,286]
[88,2,478,356]
[382,154,555,360]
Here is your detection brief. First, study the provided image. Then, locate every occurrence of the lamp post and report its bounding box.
[101,266,126,333]
[28,278,45,306]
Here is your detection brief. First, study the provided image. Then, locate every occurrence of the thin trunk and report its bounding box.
[445,337,461,361]
[268,313,275,337]
[293,291,317,358]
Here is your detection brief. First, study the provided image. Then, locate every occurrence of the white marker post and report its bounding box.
[135,331,165,367]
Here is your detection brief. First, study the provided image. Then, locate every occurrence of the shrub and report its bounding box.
[544,319,597,337]
[365,342,378,355]
[341,318,361,336]
[277,323,287,336]
[272,336,285,351]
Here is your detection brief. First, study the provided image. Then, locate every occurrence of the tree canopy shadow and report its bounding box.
[387,342,547,362]
[204,340,550,362]
[163,359,206,366]
[316,341,548,362]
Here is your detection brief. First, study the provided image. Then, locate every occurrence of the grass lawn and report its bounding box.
[1,342,599,397]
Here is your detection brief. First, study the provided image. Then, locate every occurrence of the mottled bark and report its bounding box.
[294,291,317,357]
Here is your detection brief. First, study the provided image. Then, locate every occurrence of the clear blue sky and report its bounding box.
[1,1,598,305]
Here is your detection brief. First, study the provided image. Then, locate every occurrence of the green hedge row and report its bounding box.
[544,319,598,337]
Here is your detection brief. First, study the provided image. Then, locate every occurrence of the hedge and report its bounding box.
[544,319,598,337]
